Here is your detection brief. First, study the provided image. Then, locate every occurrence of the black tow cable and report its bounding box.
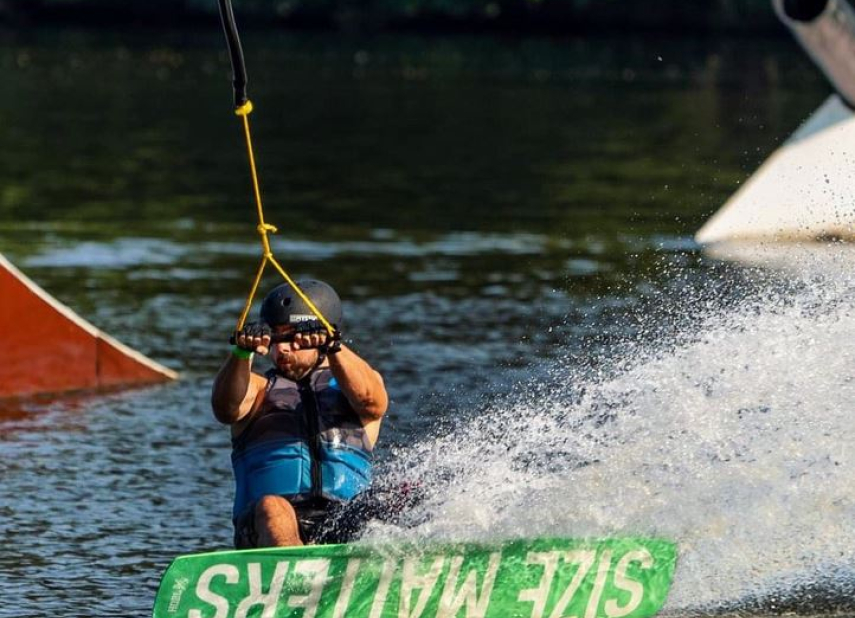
[217,0,249,108]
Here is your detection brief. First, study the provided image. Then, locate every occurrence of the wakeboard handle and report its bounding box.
[229,320,341,345]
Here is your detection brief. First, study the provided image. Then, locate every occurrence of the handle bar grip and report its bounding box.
[228,331,305,345]
[229,321,338,345]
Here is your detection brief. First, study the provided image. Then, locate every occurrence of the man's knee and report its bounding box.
[253,495,303,547]
[256,494,296,519]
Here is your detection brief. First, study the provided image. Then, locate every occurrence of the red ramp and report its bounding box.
[0,252,177,399]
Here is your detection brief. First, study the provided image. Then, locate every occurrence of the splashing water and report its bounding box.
[365,252,855,614]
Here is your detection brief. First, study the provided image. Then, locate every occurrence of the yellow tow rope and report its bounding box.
[217,0,334,336]
[231,100,335,336]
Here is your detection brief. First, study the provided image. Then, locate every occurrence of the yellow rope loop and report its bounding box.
[231,97,336,337]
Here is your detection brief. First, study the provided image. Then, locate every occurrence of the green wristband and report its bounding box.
[231,345,254,360]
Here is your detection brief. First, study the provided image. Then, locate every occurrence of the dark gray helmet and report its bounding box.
[259,280,342,328]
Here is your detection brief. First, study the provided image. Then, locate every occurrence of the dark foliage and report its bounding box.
[0,0,785,33]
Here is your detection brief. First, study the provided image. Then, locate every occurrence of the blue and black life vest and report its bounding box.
[231,367,373,519]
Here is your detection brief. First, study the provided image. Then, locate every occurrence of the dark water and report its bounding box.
[1,28,850,616]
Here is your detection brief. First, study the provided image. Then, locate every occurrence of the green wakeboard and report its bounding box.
[153,537,676,618]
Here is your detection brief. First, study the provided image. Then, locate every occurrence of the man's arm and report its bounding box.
[326,345,388,422]
[211,332,270,425]
[291,332,388,423]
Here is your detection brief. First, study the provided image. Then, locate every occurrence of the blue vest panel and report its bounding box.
[231,368,374,519]
[320,440,373,500]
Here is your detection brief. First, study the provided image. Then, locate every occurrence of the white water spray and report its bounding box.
[367,251,855,613]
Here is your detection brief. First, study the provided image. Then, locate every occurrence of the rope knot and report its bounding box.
[257,223,278,235]
[235,100,254,116]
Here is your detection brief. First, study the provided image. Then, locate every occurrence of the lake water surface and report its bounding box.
[1,28,853,616]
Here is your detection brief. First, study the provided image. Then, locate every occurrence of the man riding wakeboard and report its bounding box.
[211,280,388,548]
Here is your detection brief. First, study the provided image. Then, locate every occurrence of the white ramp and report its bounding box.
[696,94,855,244]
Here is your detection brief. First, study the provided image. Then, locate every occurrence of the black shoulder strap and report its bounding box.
[297,369,324,499]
